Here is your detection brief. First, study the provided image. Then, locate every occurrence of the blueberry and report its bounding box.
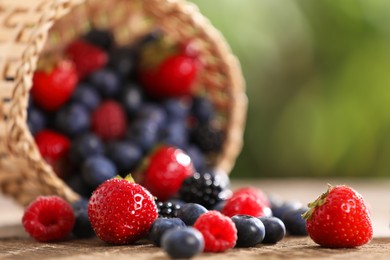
[232,215,265,247]
[281,207,308,236]
[259,217,286,244]
[272,200,302,219]
[192,96,215,123]
[120,83,144,116]
[212,200,226,212]
[108,47,136,78]
[81,155,117,188]
[71,83,101,111]
[185,145,205,172]
[89,68,121,98]
[27,106,46,135]
[126,119,160,152]
[66,174,93,198]
[162,98,190,120]
[149,218,186,246]
[106,141,143,175]
[72,198,94,238]
[137,103,167,131]
[83,29,113,50]
[176,203,207,226]
[161,227,204,259]
[160,120,188,149]
[70,134,105,165]
[56,103,90,137]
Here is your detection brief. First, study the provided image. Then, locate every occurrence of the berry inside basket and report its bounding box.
[0,0,246,206]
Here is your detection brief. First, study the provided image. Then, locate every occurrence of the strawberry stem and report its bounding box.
[302,184,333,220]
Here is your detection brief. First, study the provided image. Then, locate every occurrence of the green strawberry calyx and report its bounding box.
[115,174,135,183]
[302,184,333,220]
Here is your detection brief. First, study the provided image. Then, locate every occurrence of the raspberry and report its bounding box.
[222,194,271,218]
[91,100,127,141]
[22,196,75,242]
[193,210,237,252]
[232,187,270,207]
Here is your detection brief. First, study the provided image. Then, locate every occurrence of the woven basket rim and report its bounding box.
[0,0,247,206]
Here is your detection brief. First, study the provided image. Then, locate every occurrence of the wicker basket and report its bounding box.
[0,0,247,207]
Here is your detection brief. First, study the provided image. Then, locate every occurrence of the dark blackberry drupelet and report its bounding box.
[179,172,229,209]
[191,123,224,153]
[157,201,182,218]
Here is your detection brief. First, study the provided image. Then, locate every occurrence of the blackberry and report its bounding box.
[191,123,224,153]
[157,202,181,218]
[179,172,229,209]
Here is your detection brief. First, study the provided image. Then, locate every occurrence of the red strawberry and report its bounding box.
[91,100,127,141]
[31,60,78,111]
[66,40,107,79]
[141,145,194,201]
[139,53,199,98]
[232,187,270,207]
[22,196,75,242]
[34,130,71,178]
[88,175,158,244]
[222,193,271,218]
[302,185,373,248]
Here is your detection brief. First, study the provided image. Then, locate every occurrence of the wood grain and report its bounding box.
[0,179,389,259]
[0,226,389,260]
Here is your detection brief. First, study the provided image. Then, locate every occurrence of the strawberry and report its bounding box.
[141,145,194,201]
[139,53,199,98]
[302,185,373,248]
[91,100,127,141]
[88,175,158,244]
[34,130,71,178]
[66,40,107,79]
[31,60,78,111]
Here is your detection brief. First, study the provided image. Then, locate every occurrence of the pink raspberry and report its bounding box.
[222,194,271,218]
[22,196,75,242]
[232,186,270,207]
[194,210,237,252]
[91,100,127,141]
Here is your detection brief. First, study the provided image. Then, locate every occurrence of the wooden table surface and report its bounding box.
[1,178,389,259]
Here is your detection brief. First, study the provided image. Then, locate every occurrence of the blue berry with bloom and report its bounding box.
[81,155,117,189]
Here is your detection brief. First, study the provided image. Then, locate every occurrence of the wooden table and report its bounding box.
[1,178,389,259]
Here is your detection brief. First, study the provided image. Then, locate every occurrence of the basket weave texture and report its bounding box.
[0,0,247,206]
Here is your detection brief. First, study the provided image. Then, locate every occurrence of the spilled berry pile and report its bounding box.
[24,28,373,258]
[28,29,223,197]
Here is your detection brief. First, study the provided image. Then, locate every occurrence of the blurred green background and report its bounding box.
[190,0,390,178]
